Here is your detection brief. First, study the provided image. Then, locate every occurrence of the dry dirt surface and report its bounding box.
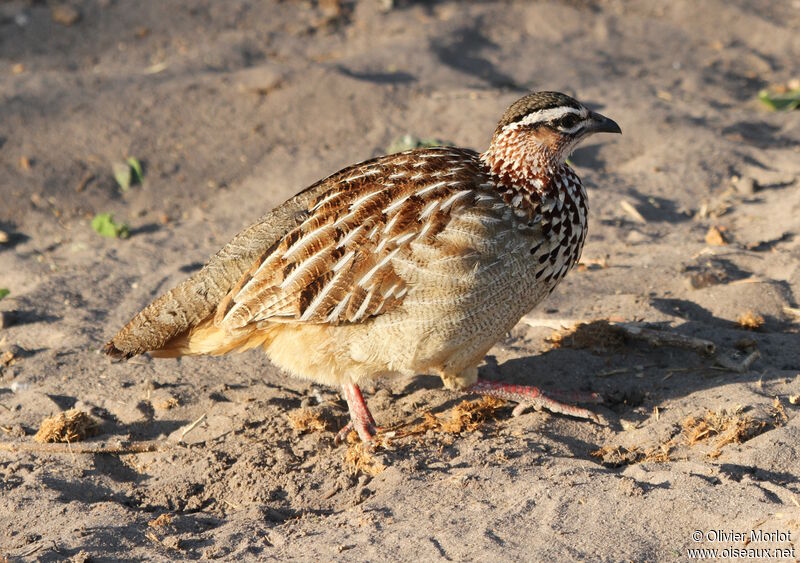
[2,0,800,561]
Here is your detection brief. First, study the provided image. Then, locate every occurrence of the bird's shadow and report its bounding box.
[478,303,798,420]
[429,19,524,91]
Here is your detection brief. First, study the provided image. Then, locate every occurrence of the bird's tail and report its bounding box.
[104,272,227,359]
[103,180,322,360]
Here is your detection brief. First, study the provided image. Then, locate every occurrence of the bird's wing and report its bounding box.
[217,148,490,328]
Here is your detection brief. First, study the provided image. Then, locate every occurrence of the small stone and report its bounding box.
[161,536,183,550]
[733,176,757,196]
[71,550,91,563]
[688,271,724,289]
[625,230,649,244]
[705,225,728,246]
[734,338,757,351]
[0,230,9,243]
[0,310,16,329]
[51,4,80,26]
[319,0,342,18]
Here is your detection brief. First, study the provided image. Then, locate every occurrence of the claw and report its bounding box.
[469,379,602,424]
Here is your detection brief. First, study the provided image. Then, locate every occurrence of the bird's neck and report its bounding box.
[480,129,567,210]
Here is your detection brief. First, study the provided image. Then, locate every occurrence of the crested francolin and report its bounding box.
[105,91,621,442]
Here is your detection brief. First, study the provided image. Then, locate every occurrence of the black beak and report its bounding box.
[587,111,622,135]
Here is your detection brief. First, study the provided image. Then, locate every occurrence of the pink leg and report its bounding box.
[468,379,602,423]
[336,383,380,443]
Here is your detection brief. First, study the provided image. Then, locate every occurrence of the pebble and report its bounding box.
[51,3,80,26]
[0,230,8,243]
[625,230,649,244]
[733,176,757,196]
[0,310,15,329]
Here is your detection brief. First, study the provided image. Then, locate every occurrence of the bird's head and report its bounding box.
[484,91,621,176]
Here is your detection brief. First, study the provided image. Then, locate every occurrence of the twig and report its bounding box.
[783,306,800,320]
[0,440,164,455]
[16,543,43,557]
[523,317,716,355]
[178,413,207,443]
[617,323,716,356]
[522,317,583,331]
[596,368,630,378]
[620,200,647,224]
[713,350,761,373]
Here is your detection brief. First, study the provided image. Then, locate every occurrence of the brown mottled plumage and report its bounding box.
[105,91,621,442]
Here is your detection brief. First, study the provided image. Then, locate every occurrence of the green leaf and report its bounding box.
[112,161,132,192]
[112,157,144,192]
[758,88,800,111]
[0,288,9,301]
[91,213,130,239]
[127,157,143,184]
[387,134,445,154]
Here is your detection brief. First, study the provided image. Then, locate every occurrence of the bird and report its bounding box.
[105,91,621,443]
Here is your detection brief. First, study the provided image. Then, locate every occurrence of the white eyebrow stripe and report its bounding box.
[508,106,587,129]
[559,123,586,135]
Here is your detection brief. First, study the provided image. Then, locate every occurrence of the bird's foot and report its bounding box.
[335,382,381,444]
[468,379,603,424]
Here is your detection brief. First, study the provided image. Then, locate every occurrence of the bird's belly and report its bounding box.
[345,241,570,381]
[265,207,586,387]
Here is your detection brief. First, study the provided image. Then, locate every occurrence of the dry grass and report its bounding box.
[771,397,789,425]
[156,397,179,411]
[705,225,728,245]
[439,396,506,433]
[344,440,386,476]
[148,514,173,529]
[401,396,506,437]
[737,310,765,330]
[592,404,782,466]
[682,409,767,458]
[590,444,672,466]
[341,397,506,476]
[286,408,331,434]
[1,350,16,367]
[34,409,98,443]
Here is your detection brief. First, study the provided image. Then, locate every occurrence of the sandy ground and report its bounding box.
[1,0,800,560]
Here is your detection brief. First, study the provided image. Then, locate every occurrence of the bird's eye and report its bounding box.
[554,114,581,130]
